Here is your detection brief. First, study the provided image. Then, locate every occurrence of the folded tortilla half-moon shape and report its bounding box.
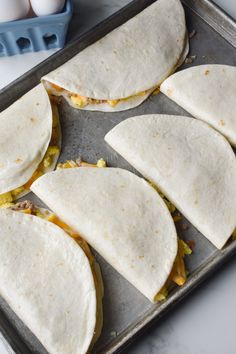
[0,84,61,204]
[31,167,178,302]
[42,0,188,112]
[0,208,101,354]
[105,114,236,249]
[160,65,236,146]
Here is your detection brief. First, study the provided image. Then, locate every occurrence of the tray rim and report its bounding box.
[182,0,236,47]
[103,241,236,353]
[0,0,235,353]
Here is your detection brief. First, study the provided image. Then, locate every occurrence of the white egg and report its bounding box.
[0,0,30,23]
[30,0,66,16]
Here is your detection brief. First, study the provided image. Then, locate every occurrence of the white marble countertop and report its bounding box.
[0,1,235,354]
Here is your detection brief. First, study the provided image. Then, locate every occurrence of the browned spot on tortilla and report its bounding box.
[139,255,144,259]
[36,103,40,106]
[14,158,23,164]
[152,132,159,138]
[113,49,117,54]
[194,200,198,205]
[204,70,210,75]
[166,88,173,96]
[30,117,37,123]
[219,119,225,126]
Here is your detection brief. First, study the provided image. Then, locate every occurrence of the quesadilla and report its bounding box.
[0,203,103,354]
[0,84,61,206]
[31,166,192,302]
[42,0,188,112]
[105,114,236,249]
[160,64,236,146]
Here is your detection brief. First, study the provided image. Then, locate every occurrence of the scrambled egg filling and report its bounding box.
[0,103,60,206]
[155,239,192,301]
[49,83,150,108]
[57,158,106,170]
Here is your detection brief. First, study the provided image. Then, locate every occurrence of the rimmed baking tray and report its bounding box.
[0,0,235,353]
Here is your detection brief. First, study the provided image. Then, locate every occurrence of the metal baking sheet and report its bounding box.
[0,1,236,353]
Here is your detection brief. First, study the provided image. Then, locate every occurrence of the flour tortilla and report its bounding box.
[160,65,236,146]
[31,167,178,302]
[42,0,188,111]
[105,115,236,249]
[0,208,100,354]
[0,84,53,194]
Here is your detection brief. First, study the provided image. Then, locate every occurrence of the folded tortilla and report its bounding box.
[0,84,61,204]
[160,65,236,146]
[105,114,236,249]
[42,0,188,112]
[31,167,178,302]
[0,208,102,354]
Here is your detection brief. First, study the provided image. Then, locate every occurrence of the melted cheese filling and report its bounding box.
[48,83,154,108]
[3,203,103,349]
[0,103,60,205]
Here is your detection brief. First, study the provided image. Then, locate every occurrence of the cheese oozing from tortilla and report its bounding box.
[3,201,104,351]
[47,82,153,108]
[0,102,61,206]
[0,206,103,354]
[42,0,188,112]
